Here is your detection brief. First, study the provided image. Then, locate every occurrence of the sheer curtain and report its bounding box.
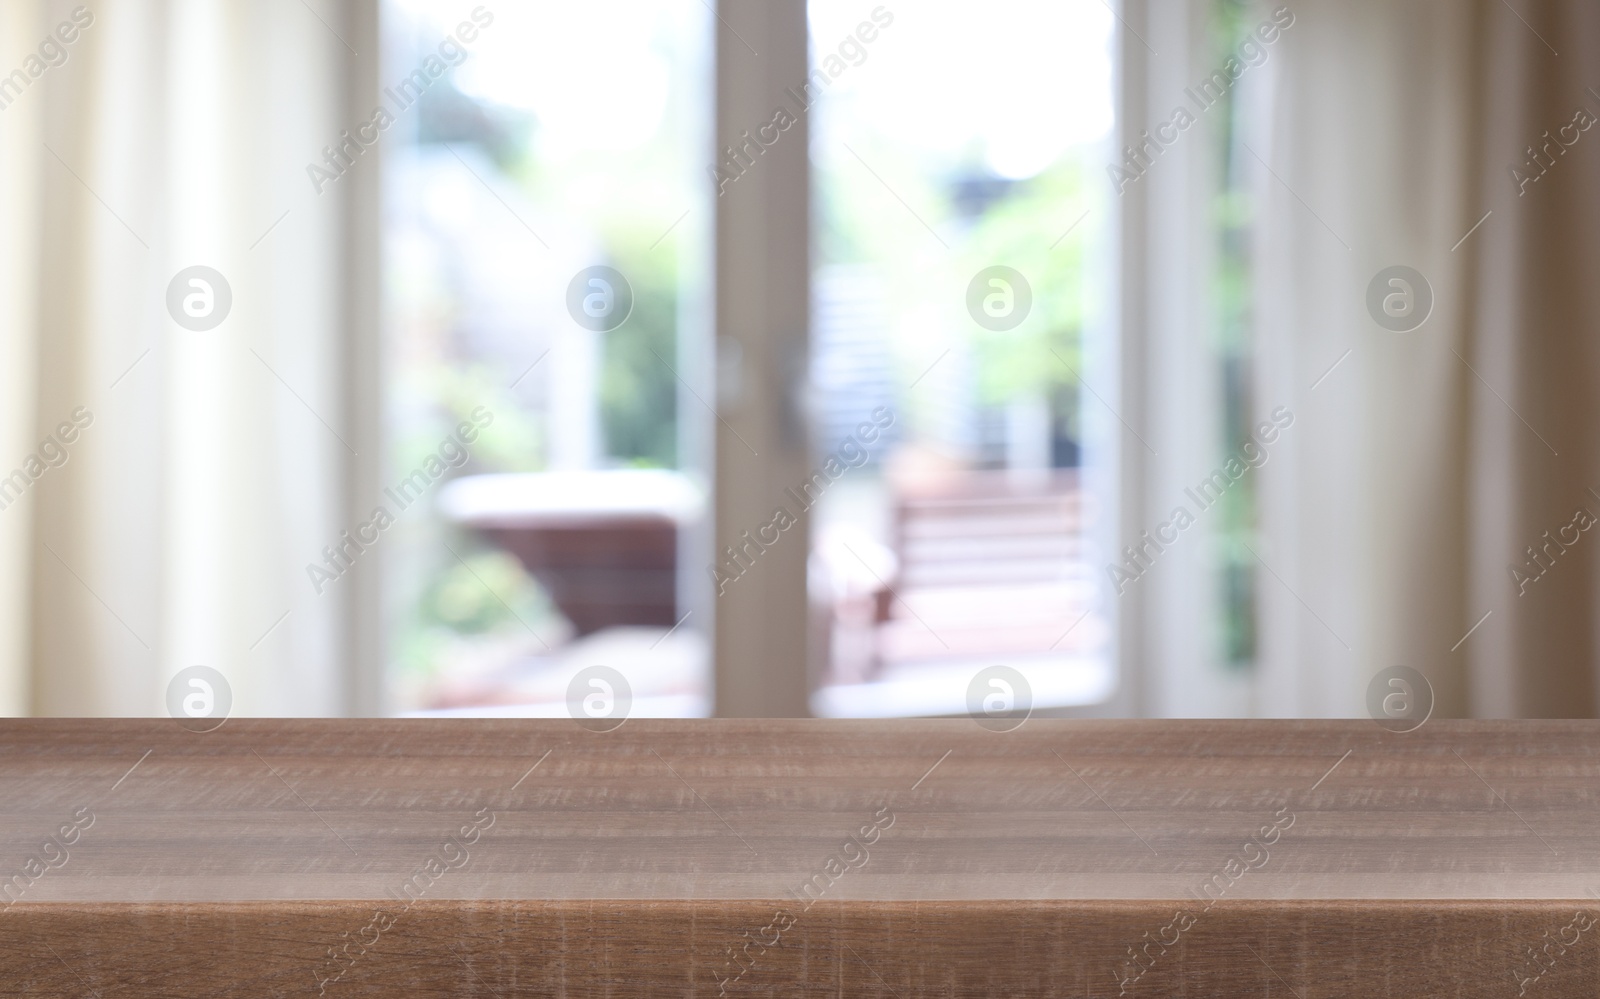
[1250,0,1600,717]
[1117,0,1600,718]
[0,0,379,716]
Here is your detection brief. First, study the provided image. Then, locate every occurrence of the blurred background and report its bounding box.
[1,0,1598,719]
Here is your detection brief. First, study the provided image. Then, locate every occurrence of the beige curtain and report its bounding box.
[1252,0,1600,716]
[0,0,377,715]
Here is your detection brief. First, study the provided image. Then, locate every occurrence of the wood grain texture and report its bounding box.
[1,719,1597,996]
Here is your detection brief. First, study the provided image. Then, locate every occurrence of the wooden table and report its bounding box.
[1,719,1596,996]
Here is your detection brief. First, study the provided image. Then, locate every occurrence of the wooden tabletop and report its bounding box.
[3,719,1597,996]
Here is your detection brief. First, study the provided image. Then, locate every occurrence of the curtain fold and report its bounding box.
[1466,0,1600,717]
[0,0,372,715]
[1252,0,1600,717]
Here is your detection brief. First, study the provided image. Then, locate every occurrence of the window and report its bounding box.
[805,0,1118,716]
[381,0,713,716]
[377,0,1120,719]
